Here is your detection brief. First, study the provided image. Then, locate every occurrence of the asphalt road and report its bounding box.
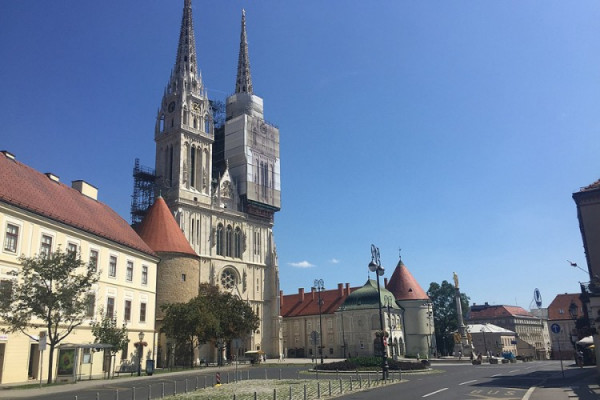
[340,361,560,400]
[1,360,567,400]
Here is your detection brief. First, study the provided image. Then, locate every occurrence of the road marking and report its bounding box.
[423,388,448,397]
[491,373,503,377]
[509,369,519,373]
[522,386,536,400]
[459,380,477,385]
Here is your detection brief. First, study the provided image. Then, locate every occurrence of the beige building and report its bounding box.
[466,323,517,358]
[468,303,549,359]
[143,1,282,361]
[0,151,159,384]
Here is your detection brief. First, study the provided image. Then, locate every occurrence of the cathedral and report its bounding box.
[138,0,282,365]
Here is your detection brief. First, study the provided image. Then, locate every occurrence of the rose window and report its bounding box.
[221,269,236,289]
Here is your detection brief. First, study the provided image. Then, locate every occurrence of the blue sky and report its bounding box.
[2,1,600,310]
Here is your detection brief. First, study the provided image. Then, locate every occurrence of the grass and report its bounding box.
[167,376,402,400]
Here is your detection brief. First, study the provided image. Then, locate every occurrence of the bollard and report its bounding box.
[216,372,221,386]
[255,391,258,400]
[289,385,292,400]
[148,385,151,400]
[328,380,332,396]
[174,380,177,395]
[359,376,362,389]
[162,382,165,398]
[116,389,119,400]
[303,384,307,400]
[204,376,207,389]
[279,368,282,380]
[350,377,353,391]
[227,372,230,384]
[273,388,277,400]
[317,381,321,398]
[234,395,236,400]
[133,387,136,399]
[368,373,371,387]
[339,378,343,394]
[97,392,100,400]
[265,368,268,380]
[185,378,188,393]
[195,376,198,390]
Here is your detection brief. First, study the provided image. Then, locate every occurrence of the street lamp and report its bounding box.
[137,331,145,376]
[314,279,325,365]
[368,244,388,380]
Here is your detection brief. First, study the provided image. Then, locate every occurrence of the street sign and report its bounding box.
[551,323,561,334]
[39,331,47,351]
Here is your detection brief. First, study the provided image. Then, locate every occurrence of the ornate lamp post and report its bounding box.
[314,279,325,364]
[137,331,145,376]
[368,244,388,380]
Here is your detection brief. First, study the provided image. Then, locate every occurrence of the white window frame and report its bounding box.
[3,219,22,254]
[126,261,134,282]
[108,255,117,278]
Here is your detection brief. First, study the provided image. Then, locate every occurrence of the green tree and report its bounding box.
[90,314,129,378]
[160,296,218,368]
[427,280,470,356]
[0,250,99,383]
[199,283,260,343]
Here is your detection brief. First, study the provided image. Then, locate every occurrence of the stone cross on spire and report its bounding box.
[235,9,253,94]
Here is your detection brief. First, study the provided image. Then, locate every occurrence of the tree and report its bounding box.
[427,280,470,356]
[0,249,98,383]
[199,283,260,343]
[90,314,129,378]
[160,297,218,368]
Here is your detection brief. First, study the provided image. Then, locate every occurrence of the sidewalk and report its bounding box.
[526,366,600,400]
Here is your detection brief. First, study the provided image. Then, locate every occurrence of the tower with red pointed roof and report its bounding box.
[386,257,435,358]
[149,1,282,362]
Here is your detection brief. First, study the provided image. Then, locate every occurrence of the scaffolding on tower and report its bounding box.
[131,158,157,226]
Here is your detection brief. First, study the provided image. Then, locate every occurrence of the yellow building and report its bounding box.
[0,150,159,384]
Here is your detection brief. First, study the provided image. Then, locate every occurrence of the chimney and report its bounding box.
[299,288,304,302]
[311,287,316,300]
[338,283,343,297]
[346,283,350,295]
[72,180,98,200]
[280,290,284,308]
[384,278,388,288]
[45,172,60,182]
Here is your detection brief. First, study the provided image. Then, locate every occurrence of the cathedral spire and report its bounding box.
[235,9,253,94]
[172,0,204,95]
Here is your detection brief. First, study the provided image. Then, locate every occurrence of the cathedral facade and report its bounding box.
[149,0,282,361]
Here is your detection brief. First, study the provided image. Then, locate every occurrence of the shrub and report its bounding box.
[315,357,426,371]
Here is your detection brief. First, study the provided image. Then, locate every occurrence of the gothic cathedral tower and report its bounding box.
[153,0,282,359]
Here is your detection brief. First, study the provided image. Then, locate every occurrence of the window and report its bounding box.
[109,256,117,277]
[124,300,132,322]
[234,228,242,258]
[89,250,98,272]
[220,269,236,289]
[140,302,147,323]
[106,297,115,319]
[226,226,233,257]
[40,234,52,257]
[142,266,148,285]
[4,224,19,253]
[67,242,78,254]
[181,273,186,282]
[0,280,13,308]
[216,224,224,256]
[85,293,95,318]
[126,261,133,282]
[82,348,92,364]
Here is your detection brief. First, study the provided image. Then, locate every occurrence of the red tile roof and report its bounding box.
[0,152,155,256]
[385,259,429,301]
[135,196,197,256]
[547,293,584,321]
[469,304,533,320]
[281,284,355,318]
